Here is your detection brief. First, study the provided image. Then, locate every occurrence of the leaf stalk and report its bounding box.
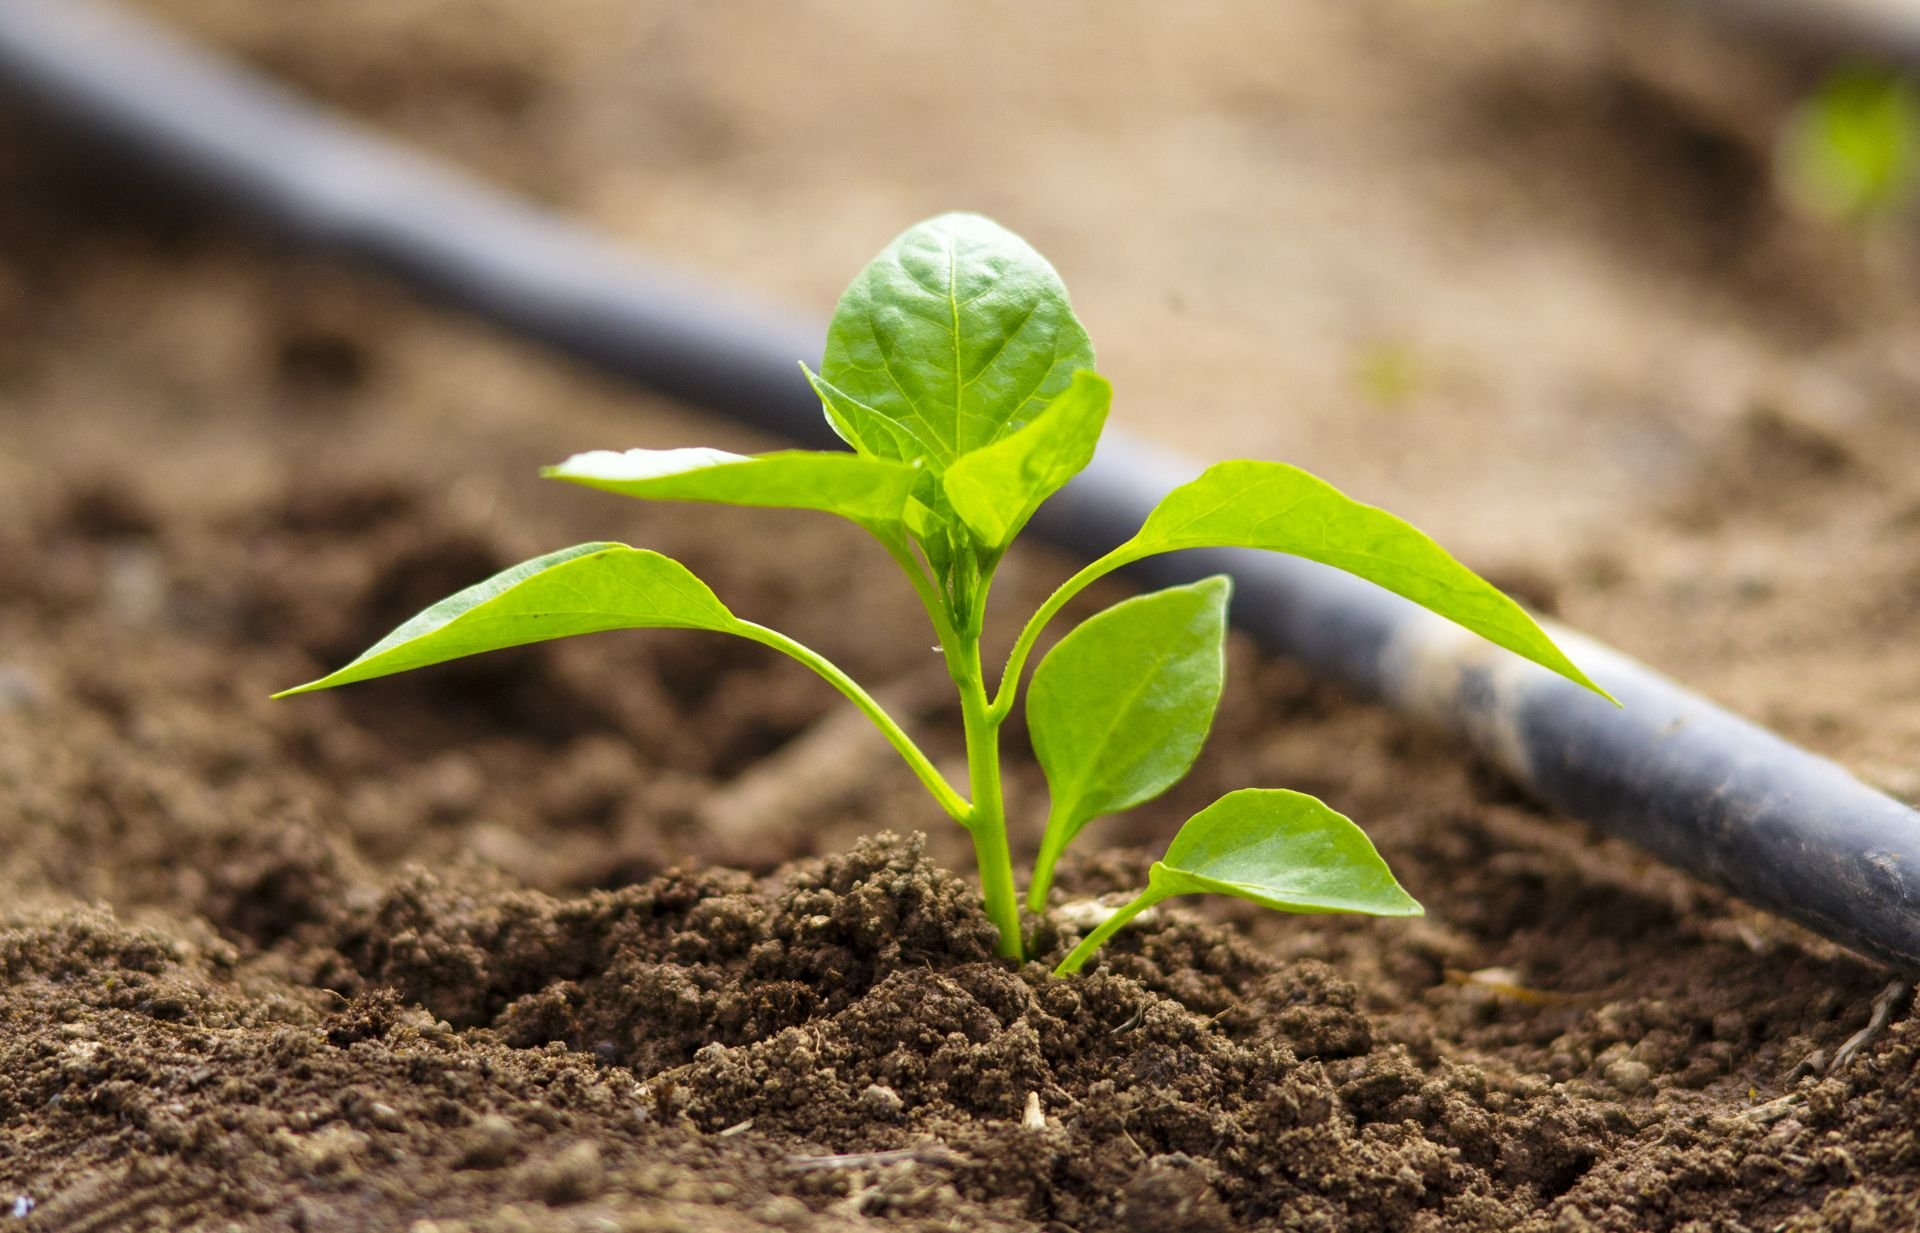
[733,621,971,824]
[1053,885,1167,976]
[1026,807,1071,914]
[989,544,1139,723]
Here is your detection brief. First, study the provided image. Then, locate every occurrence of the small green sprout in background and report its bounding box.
[1777,66,1919,226]
[1351,339,1426,410]
[280,213,1610,972]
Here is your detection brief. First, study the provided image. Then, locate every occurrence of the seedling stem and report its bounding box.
[958,645,1023,958]
[737,621,969,825]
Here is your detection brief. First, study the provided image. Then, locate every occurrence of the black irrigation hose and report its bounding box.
[2,0,1917,974]
[1677,0,1920,70]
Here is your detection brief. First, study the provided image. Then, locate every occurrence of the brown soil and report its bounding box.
[5,2,1920,1229]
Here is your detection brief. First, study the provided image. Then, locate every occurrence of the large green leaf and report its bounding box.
[1124,461,1610,700]
[820,212,1094,469]
[544,447,921,529]
[944,370,1111,548]
[1151,789,1423,916]
[1029,577,1230,871]
[274,543,736,695]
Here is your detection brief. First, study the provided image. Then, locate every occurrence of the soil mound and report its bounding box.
[8,835,1920,1230]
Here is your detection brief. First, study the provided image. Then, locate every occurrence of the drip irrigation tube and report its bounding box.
[2,0,1916,973]
[1677,0,1920,70]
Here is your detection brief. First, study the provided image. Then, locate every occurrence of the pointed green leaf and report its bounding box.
[903,490,941,541]
[545,447,921,529]
[903,466,953,543]
[1052,784,1422,975]
[1151,789,1423,917]
[1124,461,1611,700]
[944,370,1111,548]
[1030,577,1230,855]
[801,363,937,461]
[820,212,1095,469]
[274,543,736,695]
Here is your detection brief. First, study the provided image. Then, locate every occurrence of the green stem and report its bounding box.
[733,621,970,824]
[1052,886,1166,977]
[870,526,1021,958]
[872,527,951,641]
[872,526,977,686]
[958,658,1024,960]
[988,544,1139,723]
[1025,809,1071,915]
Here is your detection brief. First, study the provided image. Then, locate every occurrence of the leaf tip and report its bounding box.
[1553,658,1619,708]
[1383,889,1426,917]
[540,453,600,482]
[1193,573,1234,604]
[1068,367,1113,395]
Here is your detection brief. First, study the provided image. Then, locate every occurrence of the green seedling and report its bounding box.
[280,213,1609,973]
[1778,67,1919,225]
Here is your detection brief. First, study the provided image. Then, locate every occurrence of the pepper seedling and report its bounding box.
[279,213,1611,973]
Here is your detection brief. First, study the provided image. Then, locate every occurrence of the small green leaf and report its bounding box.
[1778,69,1919,223]
[1051,785,1421,974]
[1125,461,1611,700]
[1152,788,1423,917]
[820,212,1094,469]
[903,466,954,544]
[801,363,936,461]
[545,447,921,529]
[944,370,1111,548]
[274,543,736,695]
[1029,577,1230,881]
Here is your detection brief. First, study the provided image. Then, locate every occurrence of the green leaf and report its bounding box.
[274,543,736,695]
[820,212,1094,469]
[545,447,921,529]
[944,370,1111,548]
[903,467,953,544]
[801,363,937,461]
[1779,69,1919,222]
[1029,576,1231,870]
[1052,785,1421,974]
[1151,788,1423,917]
[1124,461,1611,700]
